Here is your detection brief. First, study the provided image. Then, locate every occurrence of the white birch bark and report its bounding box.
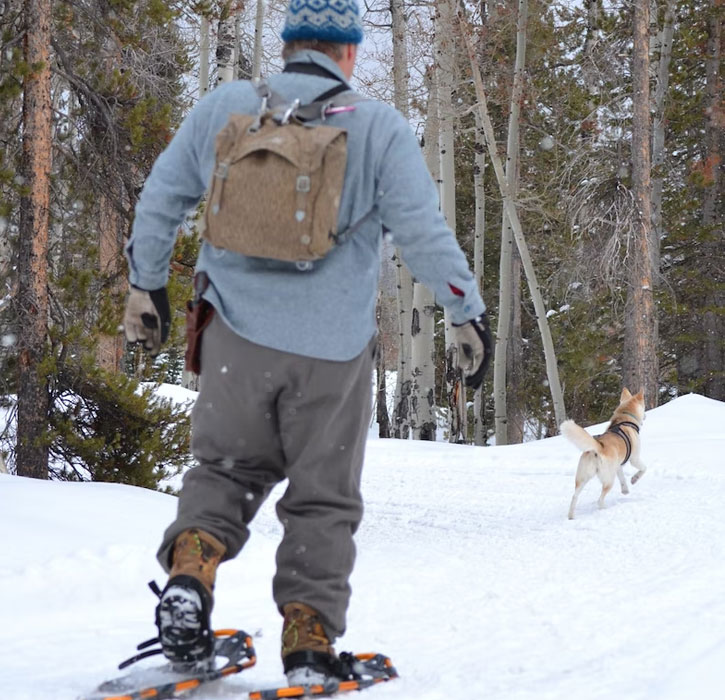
[391,0,413,439]
[411,66,440,441]
[494,0,527,445]
[436,0,466,442]
[457,5,567,429]
[472,110,486,445]
[200,14,210,96]
[216,2,237,86]
[252,0,265,80]
[235,8,242,79]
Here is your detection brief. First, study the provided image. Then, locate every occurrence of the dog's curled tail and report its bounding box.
[560,419,601,454]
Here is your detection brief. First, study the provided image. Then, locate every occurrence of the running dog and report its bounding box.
[561,388,647,519]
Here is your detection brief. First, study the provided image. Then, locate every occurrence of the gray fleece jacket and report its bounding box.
[126,50,485,361]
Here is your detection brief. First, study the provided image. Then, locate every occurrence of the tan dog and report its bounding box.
[561,388,647,520]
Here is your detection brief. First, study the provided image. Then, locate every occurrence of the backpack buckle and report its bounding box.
[215,162,229,180]
[276,99,300,125]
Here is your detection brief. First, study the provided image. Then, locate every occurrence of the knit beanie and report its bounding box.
[281,0,364,45]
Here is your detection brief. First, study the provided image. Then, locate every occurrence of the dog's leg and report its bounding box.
[617,466,629,494]
[568,455,596,520]
[568,488,582,520]
[568,487,582,520]
[630,453,647,485]
[598,474,615,510]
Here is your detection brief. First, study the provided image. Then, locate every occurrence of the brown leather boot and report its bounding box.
[169,528,226,596]
[281,602,336,683]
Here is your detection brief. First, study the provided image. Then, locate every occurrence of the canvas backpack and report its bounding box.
[202,64,369,265]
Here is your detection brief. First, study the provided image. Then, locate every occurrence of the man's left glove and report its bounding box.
[123,286,171,357]
[451,313,493,390]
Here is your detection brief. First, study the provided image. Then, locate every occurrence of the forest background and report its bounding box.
[0,0,722,486]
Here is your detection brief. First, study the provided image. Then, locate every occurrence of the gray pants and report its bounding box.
[158,313,374,640]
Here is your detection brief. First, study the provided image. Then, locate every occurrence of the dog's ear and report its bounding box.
[620,387,632,401]
[635,389,644,401]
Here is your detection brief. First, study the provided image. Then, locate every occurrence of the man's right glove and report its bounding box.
[451,313,493,390]
[123,286,171,357]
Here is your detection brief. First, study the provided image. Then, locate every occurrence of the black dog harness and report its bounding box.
[603,420,640,465]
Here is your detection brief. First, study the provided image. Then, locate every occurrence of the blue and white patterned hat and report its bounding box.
[281,0,364,45]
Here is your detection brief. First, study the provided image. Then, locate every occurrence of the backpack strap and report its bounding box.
[253,61,364,123]
[283,61,350,89]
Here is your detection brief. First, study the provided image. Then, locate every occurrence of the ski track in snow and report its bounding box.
[1,393,724,699]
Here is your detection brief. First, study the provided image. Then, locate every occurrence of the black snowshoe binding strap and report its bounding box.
[283,650,337,676]
[283,649,386,681]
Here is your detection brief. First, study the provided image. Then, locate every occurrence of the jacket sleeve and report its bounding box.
[125,99,212,290]
[373,108,485,324]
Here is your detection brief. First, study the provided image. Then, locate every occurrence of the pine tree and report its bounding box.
[1,0,197,484]
[15,0,52,478]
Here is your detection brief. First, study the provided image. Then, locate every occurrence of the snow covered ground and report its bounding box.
[2,392,724,700]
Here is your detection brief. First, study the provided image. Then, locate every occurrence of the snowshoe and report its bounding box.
[82,628,256,700]
[248,651,398,699]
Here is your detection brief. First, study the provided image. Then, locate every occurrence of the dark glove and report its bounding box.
[451,313,493,390]
[123,286,171,357]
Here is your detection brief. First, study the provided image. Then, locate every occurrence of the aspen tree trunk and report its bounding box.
[494,0,527,445]
[200,14,211,96]
[651,0,675,274]
[436,0,466,442]
[216,1,237,85]
[390,0,413,440]
[507,61,525,441]
[457,3,567,428]
[235,8,253,80]
[252,0,264,80]
[509,253,524,442]
[16,0,52,479]
[472,110,486,445]
[700,2,723,399]
[391,254,413,439]
[410,66,440,441]
[623,0,658,408]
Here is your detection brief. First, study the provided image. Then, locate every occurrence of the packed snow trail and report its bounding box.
[1,393,724,700]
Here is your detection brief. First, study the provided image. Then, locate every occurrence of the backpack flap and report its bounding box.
[204,111,348,262]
